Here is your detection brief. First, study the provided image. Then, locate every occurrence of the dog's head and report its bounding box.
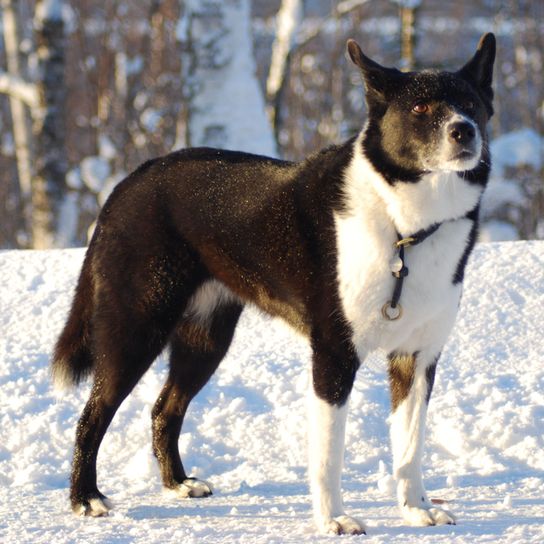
[347,34,496,184]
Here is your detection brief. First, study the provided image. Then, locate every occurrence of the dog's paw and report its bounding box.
[72,495,113,517]
[321,514,367,535]
[401,504,456,526]
[169,477,213,498]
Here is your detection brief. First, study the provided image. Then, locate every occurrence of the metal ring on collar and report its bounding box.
[382,301,403,321]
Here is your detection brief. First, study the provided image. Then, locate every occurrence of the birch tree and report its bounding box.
[1,0,37,240]
[32,0,67,248]
[266,0,302,140]
[180,0,276,156]
[396,0,420,70]
[0,0,67,248]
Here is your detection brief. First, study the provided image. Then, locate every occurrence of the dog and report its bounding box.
[53,33,495,535]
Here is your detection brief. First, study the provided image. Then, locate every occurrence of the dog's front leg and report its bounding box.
[308,331,365,535]
[388,351,456,526]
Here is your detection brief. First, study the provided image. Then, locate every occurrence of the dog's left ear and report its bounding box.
[459,33,496,101]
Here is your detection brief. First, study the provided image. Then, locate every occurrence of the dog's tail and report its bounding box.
[51,250,96,389]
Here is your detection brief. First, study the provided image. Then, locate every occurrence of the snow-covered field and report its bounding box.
[1,242,543,543]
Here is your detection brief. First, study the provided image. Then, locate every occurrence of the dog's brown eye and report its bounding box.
[464,101,475,110]
[412,102,429,114]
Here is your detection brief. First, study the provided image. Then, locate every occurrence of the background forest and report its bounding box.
[0,0,542,249]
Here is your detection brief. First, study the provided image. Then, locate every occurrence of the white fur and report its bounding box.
[307,385,366,535]
[74,496,113,517]
[389,352,454,525]
[166,479,213,498]
[432,113,482,173]
[331,131,484,527]
[335,132,482,358]
[52,357,75,390]
[184,280,238,325]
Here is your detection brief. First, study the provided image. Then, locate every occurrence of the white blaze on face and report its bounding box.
[437,113,482,172]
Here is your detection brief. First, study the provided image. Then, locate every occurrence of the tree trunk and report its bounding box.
[182,0,276,156]
[1,0,33,241]
[32,0,67,248]
[399,5,417,71]
[266,0,302,140]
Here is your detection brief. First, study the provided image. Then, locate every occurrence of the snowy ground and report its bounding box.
[1,242,543,543]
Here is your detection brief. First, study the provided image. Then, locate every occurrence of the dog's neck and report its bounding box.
[343,133,483,236]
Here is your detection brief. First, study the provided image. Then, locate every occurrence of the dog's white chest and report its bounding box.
[335,213,470,355]
[333,144,482,357]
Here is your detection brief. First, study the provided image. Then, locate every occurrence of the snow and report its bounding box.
[480,177,525,215]
[337,1,372,15]
[1,241,543,542]
[490,129,543,173]
[80,156,111,194]
[35,0,63,22]
[55,192,79,248]
[391,0,422,8]
[98,135,117,161]
[65,167,83,190]
[479,221,519,243]
[140,108,162,133]
[480,128,543,242]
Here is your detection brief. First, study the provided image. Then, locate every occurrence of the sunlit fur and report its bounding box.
[52,33,495,535]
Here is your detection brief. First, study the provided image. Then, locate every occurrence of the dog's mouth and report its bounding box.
[439,147,481,172]
[450,149,475,161]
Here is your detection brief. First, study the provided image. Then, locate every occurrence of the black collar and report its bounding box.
[381,222,442,321]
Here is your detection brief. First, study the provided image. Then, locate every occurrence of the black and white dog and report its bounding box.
[53,33,495,535]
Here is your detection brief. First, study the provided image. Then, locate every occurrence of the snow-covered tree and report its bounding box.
[0,0,67,249]
[31,0,67,248]
[0,1,542,247]
[179,0,276,156]
[266,0,302,139]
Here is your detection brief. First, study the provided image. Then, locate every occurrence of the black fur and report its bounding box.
[361,71,492,186]
[52,33,495,522]
[53,142,357,513]
[425,358,439,404]
[453,206,481,284]
[350,33,494,188]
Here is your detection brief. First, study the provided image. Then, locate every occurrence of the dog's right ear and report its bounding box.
[347,39,400,105]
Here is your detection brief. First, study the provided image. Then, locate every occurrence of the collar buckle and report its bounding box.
[383,223,442,321]
[395,236,416,248]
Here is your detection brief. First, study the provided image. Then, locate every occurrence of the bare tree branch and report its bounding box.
[0,71,39,108]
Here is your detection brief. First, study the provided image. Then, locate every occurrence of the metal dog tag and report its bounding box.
[389,255,404,273]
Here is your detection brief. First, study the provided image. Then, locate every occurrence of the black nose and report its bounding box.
[448,121,476,145]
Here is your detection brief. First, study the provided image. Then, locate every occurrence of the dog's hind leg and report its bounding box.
[69,245,204,516]
[70,308,179,517]
[388,350,456,526]
[71,345,160,516]
[152,281,243,498]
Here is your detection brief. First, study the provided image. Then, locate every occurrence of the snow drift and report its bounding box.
[0,241,543,543]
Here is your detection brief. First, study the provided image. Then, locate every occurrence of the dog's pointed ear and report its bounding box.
[347,39,400,102]
[459,33,496,99]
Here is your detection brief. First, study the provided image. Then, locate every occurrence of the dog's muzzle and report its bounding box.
[443,117,481,169]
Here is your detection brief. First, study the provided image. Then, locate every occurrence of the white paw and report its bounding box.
[73,496,113,517]
[321,514,367,535]
[169,478,213,498]
[401,504,456,526]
